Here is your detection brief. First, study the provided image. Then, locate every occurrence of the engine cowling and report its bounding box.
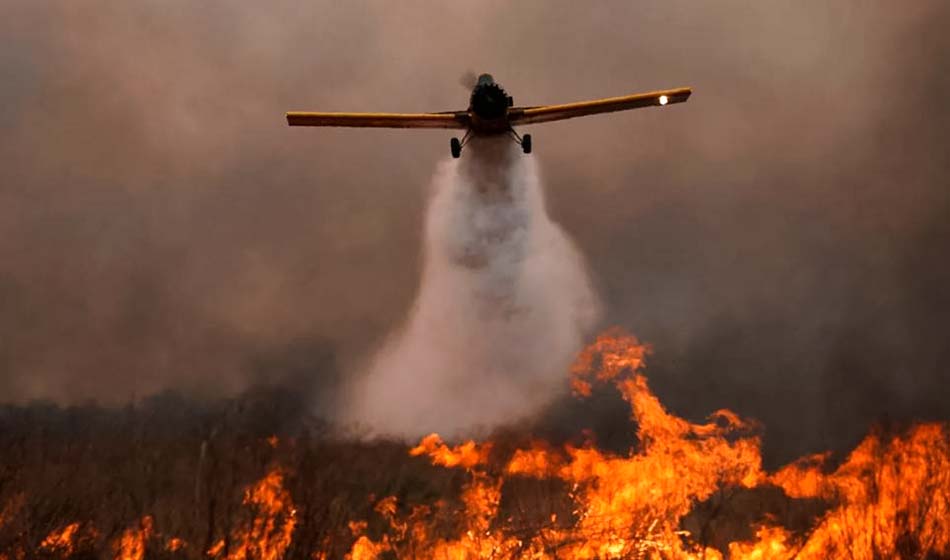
[470,82,511,121]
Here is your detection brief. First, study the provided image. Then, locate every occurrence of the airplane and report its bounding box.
[286,74,691,158]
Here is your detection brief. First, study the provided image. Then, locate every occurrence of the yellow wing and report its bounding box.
[509,87,691,126]
[286,111,469,129]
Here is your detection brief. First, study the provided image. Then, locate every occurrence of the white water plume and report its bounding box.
[342,136,601,438]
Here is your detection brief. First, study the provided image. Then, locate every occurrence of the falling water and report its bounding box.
[342,136,601,438]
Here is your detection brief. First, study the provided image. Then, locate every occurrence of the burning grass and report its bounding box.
[1,330,948,558]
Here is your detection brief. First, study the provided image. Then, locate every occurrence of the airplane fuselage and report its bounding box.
[467,74,515,134]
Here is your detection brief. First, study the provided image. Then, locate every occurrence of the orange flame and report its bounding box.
[40,522,80,554]
[166,537,186,552]
[410,434,492,469]
[113,516,152,560]
[343,329,950,559]
[207,469,297,560]
[6,329,949,559]
[569,327,651,397]
[768,422,950,558]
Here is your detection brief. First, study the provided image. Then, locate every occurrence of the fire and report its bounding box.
[114,516,152,560]
[2,329,948,558]
[341,330,950,559]
[207,468,298,560]
[15,469,296,559]
[410,434,493,469]
[569,327,651,397]
[166,537,187,552]
[769,422,950,558]
[40,522,79,554]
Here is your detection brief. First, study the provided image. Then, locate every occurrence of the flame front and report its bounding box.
[343,330,950,559]
[3,330,948,559]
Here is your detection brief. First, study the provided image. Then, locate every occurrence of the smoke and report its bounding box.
[0,1,948,463]
[341,136,600,438]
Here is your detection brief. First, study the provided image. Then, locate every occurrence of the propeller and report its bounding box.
[458,70,478,90]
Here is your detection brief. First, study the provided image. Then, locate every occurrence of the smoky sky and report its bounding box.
[1,1,948,463]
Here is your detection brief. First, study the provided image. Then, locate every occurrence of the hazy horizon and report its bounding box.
[1,1,949,463]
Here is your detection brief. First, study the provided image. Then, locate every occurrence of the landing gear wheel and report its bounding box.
[450,137,462,159]
[521,134,532,154]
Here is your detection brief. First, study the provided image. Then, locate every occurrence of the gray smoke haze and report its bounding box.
[343,137,599,438]
[1,1,949,463]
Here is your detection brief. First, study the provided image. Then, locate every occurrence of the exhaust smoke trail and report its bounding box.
[342,136,601,438]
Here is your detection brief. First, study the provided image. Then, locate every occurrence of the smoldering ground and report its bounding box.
[0,2,949,464]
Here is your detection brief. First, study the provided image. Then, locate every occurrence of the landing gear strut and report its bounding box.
[451,129,533,158]
[450,129,473,158]
[508,128,532,154]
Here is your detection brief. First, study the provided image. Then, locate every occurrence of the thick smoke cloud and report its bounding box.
[0,1,948,463]
[343,137,599,438]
